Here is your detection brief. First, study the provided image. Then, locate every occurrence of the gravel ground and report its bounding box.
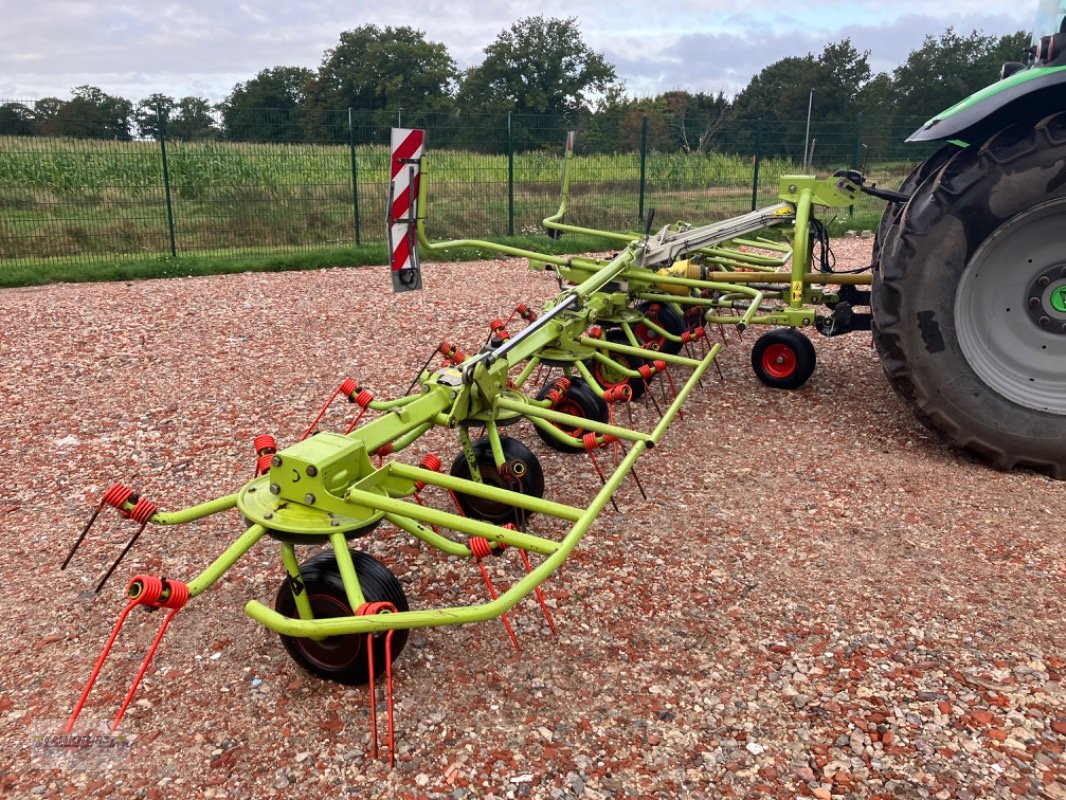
[0,239,1063,800]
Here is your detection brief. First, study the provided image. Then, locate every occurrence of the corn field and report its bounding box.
[0,120,925,266]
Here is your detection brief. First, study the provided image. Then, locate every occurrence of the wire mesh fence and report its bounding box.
[0,107,935,268]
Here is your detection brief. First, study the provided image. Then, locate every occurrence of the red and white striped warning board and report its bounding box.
[388,128,425,293]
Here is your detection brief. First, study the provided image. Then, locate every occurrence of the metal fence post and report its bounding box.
[507,111,515,237]
[348,108,361,245]
[639,114,648,224]
[852,112,865,169]
[158,106,177,257]
[850,112,864,217]
[751,118,763,212]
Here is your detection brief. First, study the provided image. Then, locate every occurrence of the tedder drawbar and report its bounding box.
[60,127,904,762]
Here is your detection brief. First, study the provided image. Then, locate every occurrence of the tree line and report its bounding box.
[0,17,1029,155]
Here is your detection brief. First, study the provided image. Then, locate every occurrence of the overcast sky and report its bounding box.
[0,0,1034,105]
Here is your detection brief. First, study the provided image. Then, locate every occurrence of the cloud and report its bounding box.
[605,9,1030,98]
[0,0,1034,103]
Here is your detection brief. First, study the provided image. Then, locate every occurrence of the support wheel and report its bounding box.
[873,112,1066,477]
[274,549,408,685]
[751,328,816,390]
[449,436,545,524]
[588,328,648,399]
[534,377,608,452]
[633,301,686,355]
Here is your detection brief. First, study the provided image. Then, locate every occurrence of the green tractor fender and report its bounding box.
[908,63,1066,144]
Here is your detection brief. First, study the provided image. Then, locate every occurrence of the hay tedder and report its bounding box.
[61,4,1066,761]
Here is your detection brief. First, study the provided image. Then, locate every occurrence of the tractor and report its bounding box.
[871,0,1066,477]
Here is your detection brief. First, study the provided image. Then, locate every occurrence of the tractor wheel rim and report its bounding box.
[761,343,797,379]
[956,198,1066,415]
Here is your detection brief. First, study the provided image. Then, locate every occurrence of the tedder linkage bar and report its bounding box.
[63,126,878,762]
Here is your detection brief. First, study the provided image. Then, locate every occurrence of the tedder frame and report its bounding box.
[61,127,889,761]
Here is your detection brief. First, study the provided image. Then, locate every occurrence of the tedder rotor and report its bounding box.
[56,121,976,762]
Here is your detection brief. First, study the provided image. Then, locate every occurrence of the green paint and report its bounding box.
[114,138,880,650]
[1052,285,1066,313]
[919,65,1066,129]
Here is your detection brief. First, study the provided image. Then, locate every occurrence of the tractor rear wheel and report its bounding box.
[873,144,958,261]
[872,112,1066,477]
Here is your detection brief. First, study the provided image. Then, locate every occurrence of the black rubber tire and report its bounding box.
[588,328,648,400]
[633,301,686,355]
[534,377,609,453]
[872,112,1066,477]
[274,549,409,685]
[449,436,546,524]
[751,328,817,390]
[873,144,958,263]
[873,149,958,401]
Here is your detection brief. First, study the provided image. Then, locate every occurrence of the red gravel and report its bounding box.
[1,239,1063,800]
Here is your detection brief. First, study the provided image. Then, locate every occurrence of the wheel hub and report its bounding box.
[762,344,797,379]
[1024,265,1066,335]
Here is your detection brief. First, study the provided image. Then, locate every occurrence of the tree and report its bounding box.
[220,66,314,142]
[814,39,871,122]
[731,54,820,123]
[0,102,36,136]
[33,97,65,127]
[135,93,176,140]
[456,16,619,151]
[169,97,218,140]
[304,25,457,140]
[891,29,1030,119]
[37,86,133,139]
[661,91,732,154]
[729,40,874,160]
[459,16,618,116]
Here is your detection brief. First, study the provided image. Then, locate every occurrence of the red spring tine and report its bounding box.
[384,629,395,767]
[64,597,141,732]
[411,453,444,534]
[301,383,345,440]
[112,579,189,730]
[583,436,621,513]
[253,434,278,455]
[419,453,443,474]
[95,494,160,593]
[358,602,398,765]
[514,541,558,636]
[65,575,187,734]
[253,435,278,476]
[62,482,133,570]
[472,543,520,653]
[367,635,379,761]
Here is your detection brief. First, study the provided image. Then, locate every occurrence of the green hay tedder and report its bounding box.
[60,2,1066,763]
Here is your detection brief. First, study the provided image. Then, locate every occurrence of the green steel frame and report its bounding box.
[92,131,876,647]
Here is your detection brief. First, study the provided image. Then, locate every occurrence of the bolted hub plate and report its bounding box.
[1024,264,1066,335]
